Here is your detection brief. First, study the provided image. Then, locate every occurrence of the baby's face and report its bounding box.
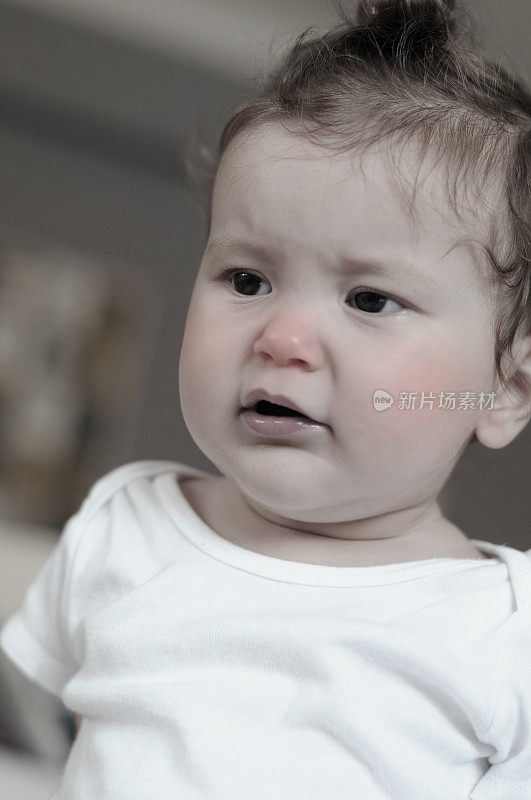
[179,123,497,523]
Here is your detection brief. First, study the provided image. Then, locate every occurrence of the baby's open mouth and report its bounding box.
[240,389,328,429]
[245,400,325,426]
[240,398,328,435]
[253,400,310,419]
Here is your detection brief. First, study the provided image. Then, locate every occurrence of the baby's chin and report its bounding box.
[221,463,382,525]
[190,415,449,521]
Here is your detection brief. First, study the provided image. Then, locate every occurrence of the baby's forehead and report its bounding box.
[219,122,497,288]
[223,122,496,236]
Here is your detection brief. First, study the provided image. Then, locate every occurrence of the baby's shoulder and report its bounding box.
[79,459,189,520]
[65,459,194,573]
[66,461,198,614]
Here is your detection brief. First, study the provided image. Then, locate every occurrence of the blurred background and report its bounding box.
[0,0,529,796]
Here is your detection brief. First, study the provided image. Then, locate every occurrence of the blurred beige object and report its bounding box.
[0,244,146,525]
[0,247,109,523]
[0,247,109,461]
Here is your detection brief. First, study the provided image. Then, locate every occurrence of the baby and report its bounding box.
[2,1,530,798]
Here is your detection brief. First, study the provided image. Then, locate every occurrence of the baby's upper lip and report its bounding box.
[241,388,324,425]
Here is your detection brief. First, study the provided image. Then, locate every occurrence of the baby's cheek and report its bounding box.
[372,349,483,440]
[180,300,226,371]
[354,346,485,447]
[179,314,216,405]
[179,302,239,418]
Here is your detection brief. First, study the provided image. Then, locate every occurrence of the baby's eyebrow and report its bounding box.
[205,236,275,263]
[205,235,444,291]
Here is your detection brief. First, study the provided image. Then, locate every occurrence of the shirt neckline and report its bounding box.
[156,464,503,588]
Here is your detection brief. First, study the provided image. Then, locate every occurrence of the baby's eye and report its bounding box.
[348,290,404,314]
[218,270,405,314]
[220,269,271,296]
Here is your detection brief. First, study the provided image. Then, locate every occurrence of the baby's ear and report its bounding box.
[475,334,531,449]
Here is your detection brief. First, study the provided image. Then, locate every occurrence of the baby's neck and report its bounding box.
[180,476,488,567]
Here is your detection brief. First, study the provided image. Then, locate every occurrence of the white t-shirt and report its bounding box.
[1,460,530,800]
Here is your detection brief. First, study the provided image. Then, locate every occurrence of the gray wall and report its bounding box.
[0,0,249,471]
[0,0,528,547]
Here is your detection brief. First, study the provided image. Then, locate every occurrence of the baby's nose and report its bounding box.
[252,311,325,370]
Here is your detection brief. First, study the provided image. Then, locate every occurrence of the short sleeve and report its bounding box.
[0,510,85,697]
[470,607,531,799]
[0,460,180,700]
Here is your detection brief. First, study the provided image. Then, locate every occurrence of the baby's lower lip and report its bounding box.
[240,408,327,436]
